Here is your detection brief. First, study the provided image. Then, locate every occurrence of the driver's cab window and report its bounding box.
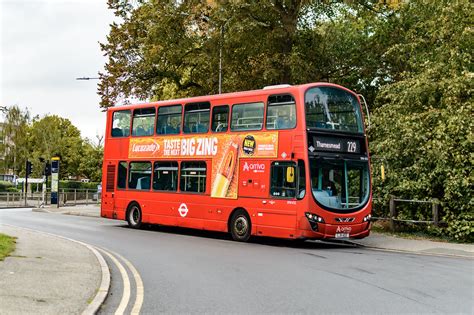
[270,161,296,198]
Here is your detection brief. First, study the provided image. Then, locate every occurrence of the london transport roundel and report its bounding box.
[178,203,188,217]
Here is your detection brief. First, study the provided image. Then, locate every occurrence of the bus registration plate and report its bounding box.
[335,233,350,238]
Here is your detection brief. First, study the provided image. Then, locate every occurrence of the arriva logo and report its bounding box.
[336,226,352,233]
[243,162,265,172]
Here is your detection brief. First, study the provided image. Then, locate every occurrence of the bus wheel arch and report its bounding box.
[126,201,142,229]
[228,208,252,242]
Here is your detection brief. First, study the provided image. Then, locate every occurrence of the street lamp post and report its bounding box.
[76,77,99,81]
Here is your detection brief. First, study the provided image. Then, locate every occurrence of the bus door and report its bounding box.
[101,162,116,218]
[256,161,300,238]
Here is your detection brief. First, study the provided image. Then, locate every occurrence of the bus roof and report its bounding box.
[107,82,355,111]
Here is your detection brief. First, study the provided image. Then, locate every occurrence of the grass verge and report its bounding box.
[0,233,16,261]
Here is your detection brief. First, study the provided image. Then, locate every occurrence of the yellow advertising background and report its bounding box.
[128,132,279,199]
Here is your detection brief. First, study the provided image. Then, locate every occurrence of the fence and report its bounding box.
[372,195,442,232]
[0,189,101,208]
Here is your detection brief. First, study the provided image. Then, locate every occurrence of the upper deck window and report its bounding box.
[266,94,296,130]
[231,102,264,131]
[305,87,363,133]
[211,105,229,132]
[157,105,182,135]
[111,110,131,137]
[184,102,210,134]
[132,107,155,137]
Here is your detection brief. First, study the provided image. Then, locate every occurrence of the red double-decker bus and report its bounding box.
[101,83,372,242]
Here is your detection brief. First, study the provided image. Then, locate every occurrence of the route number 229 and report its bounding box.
[347,141,357,153]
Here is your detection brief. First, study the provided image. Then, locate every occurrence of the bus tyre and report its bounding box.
[230,210,251,242]
[127,203,142,229]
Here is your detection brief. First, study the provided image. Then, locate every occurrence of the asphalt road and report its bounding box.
[1,208,472,314]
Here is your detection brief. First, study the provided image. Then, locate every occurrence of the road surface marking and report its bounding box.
[112,251,144,315]
[98,248,131,315]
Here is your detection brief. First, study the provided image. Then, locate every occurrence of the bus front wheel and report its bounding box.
[127,203,142,229]
[230,209,251,242]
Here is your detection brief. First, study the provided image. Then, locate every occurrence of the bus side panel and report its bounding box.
[254,200,297,239]
[147,192,179,226]
[113,190,130,221]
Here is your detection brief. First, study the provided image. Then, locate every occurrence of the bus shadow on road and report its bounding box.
[118,223,361,250]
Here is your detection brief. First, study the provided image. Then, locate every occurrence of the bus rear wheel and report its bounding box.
[230,209,251,242]
[127,203,142,229]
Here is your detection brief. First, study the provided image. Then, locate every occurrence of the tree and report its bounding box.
[28,115,84,179]
[0,105,30,176]
[99,0,388,107]
[78,137,104,182]
[369,0,473,241]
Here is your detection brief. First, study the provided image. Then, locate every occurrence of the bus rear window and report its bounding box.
[231,102,264,131]
[111,110,131,137]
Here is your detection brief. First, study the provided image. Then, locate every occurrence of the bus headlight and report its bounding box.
[305,212,325,223]
[305,212,324,232]
[363,214,372,222]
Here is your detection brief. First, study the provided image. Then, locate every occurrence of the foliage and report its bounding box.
[78,138,104,182]
[28,115,84,179]
[59,180,101,190]
[444,211,474,243]
[0,106,30,176]
[0,180,14,192]
[1,107,104,182]
[369,0,473,242]
[99,0,392,106]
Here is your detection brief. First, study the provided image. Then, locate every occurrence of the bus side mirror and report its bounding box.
[286,166,295,183]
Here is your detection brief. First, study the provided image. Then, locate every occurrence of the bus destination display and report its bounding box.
[311,136,361,154]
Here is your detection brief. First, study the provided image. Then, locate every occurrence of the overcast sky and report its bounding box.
[1,0,116,140]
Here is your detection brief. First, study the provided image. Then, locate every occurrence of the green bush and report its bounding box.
[0,181,14,192]
[444,211,474,243]
[59,180,101,190]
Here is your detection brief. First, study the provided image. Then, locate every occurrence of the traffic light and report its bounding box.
[44,162,52,176]
[26,160,32,176]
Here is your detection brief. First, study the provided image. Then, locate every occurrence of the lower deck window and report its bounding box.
[153,162,178,191]
[117,161,128,189]
[180,161,206,193]
[128,162,152,190]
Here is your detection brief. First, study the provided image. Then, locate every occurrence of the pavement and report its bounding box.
[0,205,472,314]
[0,224,103,315]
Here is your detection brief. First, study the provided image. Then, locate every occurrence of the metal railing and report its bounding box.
[0,189,101,208]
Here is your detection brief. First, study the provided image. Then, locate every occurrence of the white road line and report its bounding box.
[98,248,131,315]
[112,251,144,314]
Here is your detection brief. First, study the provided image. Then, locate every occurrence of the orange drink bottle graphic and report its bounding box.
[211,142,238,198]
